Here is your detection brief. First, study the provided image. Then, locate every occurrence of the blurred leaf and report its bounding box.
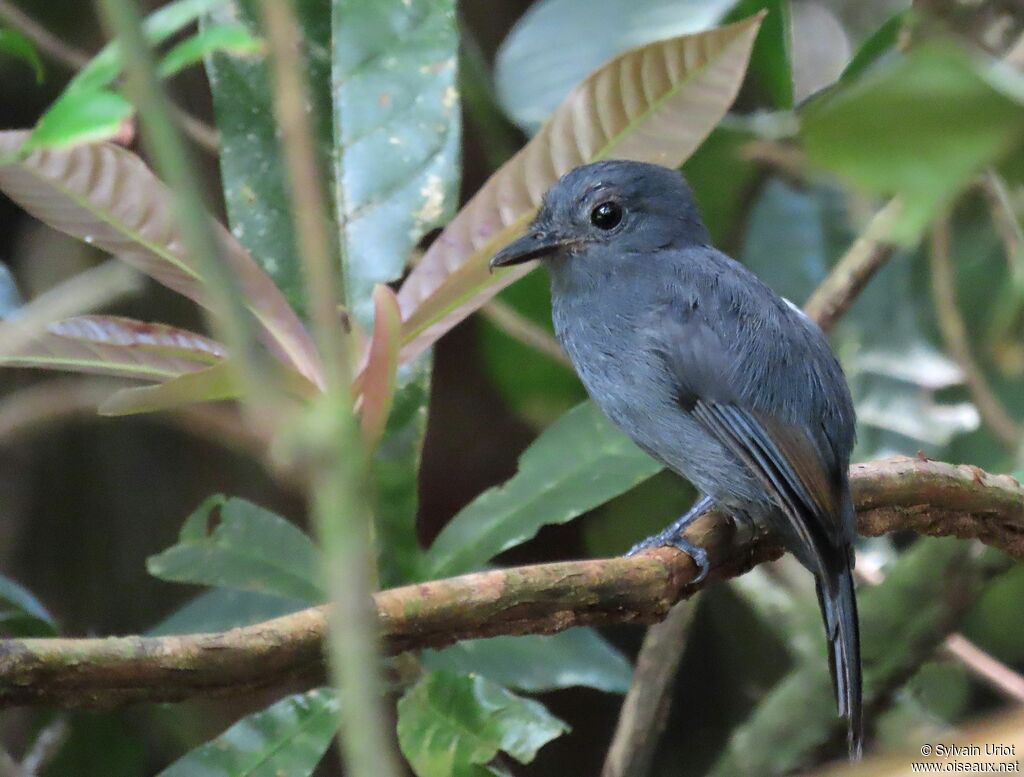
[0,133,323,389]
[374,355,432,587]
[840,9,910,84]
[425,401,660,577]
[397,671,569,777]
[332,0,461,327]
[0,262,23,317]
[709,538,1011,776]
[148,588,308,636]
[204,0,334,316]
[801,45,1024,243]
[963,565,1024,664]
[0,317,224,381]
[0,574,57,637]
[681,124,760,246]
[159,23,262,78]
[397,15,764,364]
[157,688,339,777]
[726,0,792,109]
[28,89,134,150]
[359,285,402,449]
[494,0,736,132]
[0,28,44,83]
[422,630,633,694]
[147,495,324,603]
[100,361,241,416]
[46,713,148,777]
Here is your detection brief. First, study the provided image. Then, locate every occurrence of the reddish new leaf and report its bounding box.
[359,285,402,450]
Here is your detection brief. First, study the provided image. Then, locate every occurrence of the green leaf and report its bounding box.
[800,44,1024,243]
[0,133,324,390]
[159,23,262,78]
[374,355,432,587]
[396,14,764,364]
[100,361,241,415]
[494,0,736,132]
[203,0,335,316]
[147,496,324,603]
[726,0,793,109]
[0,28,44,83]
[839,9,910,84]
[0,574,57,637]
[422,630,633,694]
[27,89,134,150]
[425,401,660,577]
[148,588,308,636]
[397,671,569,777]
[332,0,461,326]
[158,688,339,777]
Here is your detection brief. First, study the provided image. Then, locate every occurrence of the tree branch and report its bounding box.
[0,457,1021,709]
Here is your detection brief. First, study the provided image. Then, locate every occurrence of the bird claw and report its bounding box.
[627,531,710,585]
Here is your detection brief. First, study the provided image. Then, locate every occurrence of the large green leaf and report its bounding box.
[801,44,1024,243]
[148,588,308,636]
[396,14,764,364]
[158,688,339,777]
[397,671,569,777]
[0,133,323,389]
[0,28,44,83]
[422,629,633,694]
[425,401,660,577]
[725,0,792,109]
[494,0,736,132]
[0,574,57,637]
[332,0,461,327]
[147,496,324,603]
[203,0,335,316]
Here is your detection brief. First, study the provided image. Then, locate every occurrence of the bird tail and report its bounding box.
[816,554,863,760]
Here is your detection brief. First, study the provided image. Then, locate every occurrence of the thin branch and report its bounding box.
[942,634,1024,705]
[1,456,1021,709]
[803,197,903,333]
[930,217,1023,452]
[480,299,572,368]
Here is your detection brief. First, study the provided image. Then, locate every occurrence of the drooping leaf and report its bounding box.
[494,0,736,132]
[425,401,660,577]
[203,0,335,315]
[157,688,339,777]
[422,630,633,694]
[800,44,1024,243]
[397,671,569,777]
[396,14,764,364]
[99,361,241,415]
[725,0,792,109]
[359,284,402,449]
[148,588,308,636]
[159,23,262,78]
[332,0,461,326]
[0,316,223,381]
[0,133,323,389]
[0,28,44,83]
[0,574,57,637]
[374,355,432,587]
[147,495,324,603]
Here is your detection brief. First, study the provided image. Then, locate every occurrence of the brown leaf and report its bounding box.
[358,285,402,450]
[395,14,765,363]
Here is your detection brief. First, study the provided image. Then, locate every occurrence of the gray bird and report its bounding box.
[490,160,862,758]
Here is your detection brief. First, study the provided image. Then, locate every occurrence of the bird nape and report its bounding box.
[491,159,864,759]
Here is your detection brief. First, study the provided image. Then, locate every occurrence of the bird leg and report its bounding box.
[626,494,715,583]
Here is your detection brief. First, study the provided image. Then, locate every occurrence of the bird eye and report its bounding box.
[590,201,622,230]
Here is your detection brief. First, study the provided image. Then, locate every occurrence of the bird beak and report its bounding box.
[489,231,568,270]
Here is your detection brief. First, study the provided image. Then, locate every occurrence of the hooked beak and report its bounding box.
[489,231,569,270]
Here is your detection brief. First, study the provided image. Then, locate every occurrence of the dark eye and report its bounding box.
[590,201,622,230]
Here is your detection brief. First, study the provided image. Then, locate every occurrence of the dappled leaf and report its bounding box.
[494,0,735,132]
[397,671,569,777]
[396,15,764,364]
[332,0,461,326]
[158,688,339,777]
[0,316,222,381]
[100,361,241,415]
[0,133,323,388]
[204,0,335,315]
[359,285,402,449]
[0,28,44,83]
[0,574,57,637]
[158,23,262,78]
[422,630,633,694]
[147,495,323,603]
[425,401,660,577]
[148,588,307,636]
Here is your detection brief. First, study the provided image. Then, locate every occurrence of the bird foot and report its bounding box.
[627,530,710,585]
